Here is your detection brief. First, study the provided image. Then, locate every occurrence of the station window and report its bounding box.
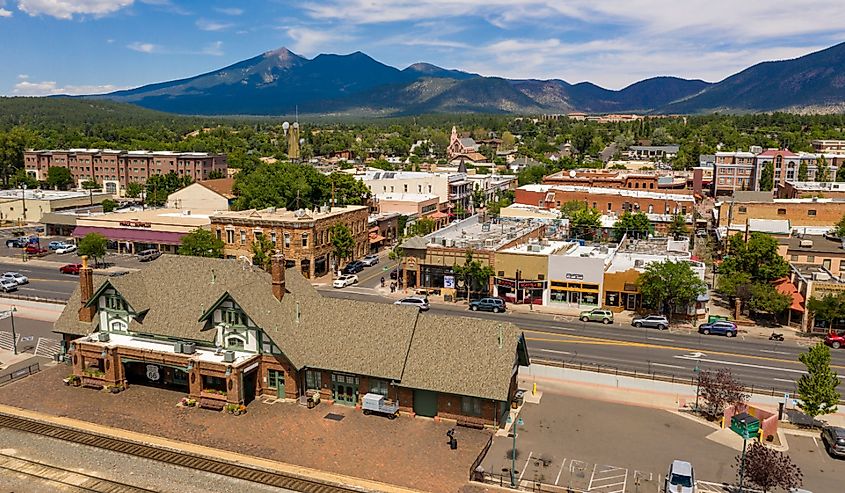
[306,370,322,390]
[461,396,482,417]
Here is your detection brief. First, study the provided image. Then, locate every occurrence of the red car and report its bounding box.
[24,245,47,255]
[59,263,82,275]
[824,331,845,349]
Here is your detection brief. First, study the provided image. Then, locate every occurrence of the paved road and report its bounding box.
[3,258,838,394]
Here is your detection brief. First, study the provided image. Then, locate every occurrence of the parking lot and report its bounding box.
[480,392,844,492]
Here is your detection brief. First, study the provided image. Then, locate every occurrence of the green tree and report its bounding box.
[637,259,706,319]
[798,161,809,181]
[126,182,144,199]
[833,213,845,238]
[807,292,845,333]
[207,169,225,180]
[78,233,107,267]
[716,271,753,299]
[81,180,100,190]
[408,217,436,237]
[329,172,371,206]
[9,168,37,189]
[746,283,791,317]
[759,160,774,191]
[698,368,749,420]
[517,164,548,186]
[566,204,602,240]
[0,127,34,187]
[797,343,841,419]
[667,213,689,239]
[250,234,275,271]
[100,199,117,213]
[720,233,789,283]
[817,156,830,182]
[471,185,486,210]
[453,252,494,300]
[145,172,192,207]
[46,166,73,190]
[331,223,354,267]
[613,211,653,241]
[737,442,802,493]
[837,163,845,182]
[178,228,224,258]
[571,125,593,162]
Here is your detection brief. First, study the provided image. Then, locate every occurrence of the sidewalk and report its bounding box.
[0,298,63,322]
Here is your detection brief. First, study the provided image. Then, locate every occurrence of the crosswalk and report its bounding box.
[34,337,61,358]
[0,331,18,351]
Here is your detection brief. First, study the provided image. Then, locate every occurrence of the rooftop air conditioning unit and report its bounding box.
[634,259,645,268]
[223,350,236,363]
[813,272,832,281]
[98,332,110,342]
[182,342,196,354]
[800,240,813,248]
[173,341,183,353]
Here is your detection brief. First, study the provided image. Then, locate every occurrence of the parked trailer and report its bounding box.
[362,393,399,419]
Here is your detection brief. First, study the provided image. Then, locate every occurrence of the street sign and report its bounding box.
[20,336,34,342]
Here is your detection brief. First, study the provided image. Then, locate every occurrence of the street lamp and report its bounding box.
[507,415,524,488]
[693,365,701,412]
[0,307,18,355]
[738,418,748,493]
[20,183,26,224]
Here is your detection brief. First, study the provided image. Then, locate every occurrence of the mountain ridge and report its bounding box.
[85,42,845,115]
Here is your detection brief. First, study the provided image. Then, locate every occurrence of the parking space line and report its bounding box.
[555,458,567,485]
[518,451,533,482]
[588,464,598,490]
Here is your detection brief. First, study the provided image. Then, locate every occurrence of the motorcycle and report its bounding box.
[769,332,784,341]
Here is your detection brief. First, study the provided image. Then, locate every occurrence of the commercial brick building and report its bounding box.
[716,194,845,230]
[515,184,695,216]
[711,148,841,196]
[210,206,370,278]
[55,255,528,427]
[776,181,845,199]
[778,235,845,277]
[24,149,227,195]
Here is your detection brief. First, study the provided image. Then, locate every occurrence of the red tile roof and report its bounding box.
[757,148,798,158]
[198,178,236,199]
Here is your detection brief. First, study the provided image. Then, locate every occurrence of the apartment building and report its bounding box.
[812,139,845,155]
[716,194,845,231]
[515,184,695,216]
[24,149,227,194]
[711,147,841,196]
[55,255,528,427]
[355,170,471,211]
[210,205,369,278]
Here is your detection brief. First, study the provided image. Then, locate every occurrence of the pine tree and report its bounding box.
[797,343,841,419]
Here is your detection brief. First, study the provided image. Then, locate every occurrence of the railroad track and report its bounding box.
[0,452,158,493]
[0,412,367,493]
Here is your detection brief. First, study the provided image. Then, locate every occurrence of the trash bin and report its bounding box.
[512,390,525,409]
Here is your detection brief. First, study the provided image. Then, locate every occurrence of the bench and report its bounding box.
[199,398,226,411]
[80,377,104,390]
[457,416,486,429]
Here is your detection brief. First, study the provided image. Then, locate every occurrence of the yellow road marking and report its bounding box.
[524,329,845,369]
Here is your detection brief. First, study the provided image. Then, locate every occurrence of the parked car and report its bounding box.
[394,297,430,311]
[0,279,18,293]
[24,245,47,255]
[821,426,845,458]
[665,460,695,493]
[360,254,380,267]
[1,272,28,285]
[824,331,845,349]
[698,321,737,337]
[469,297,506,313]
[48,240,66,250]
[332,274,358,288]
[342,261,365,274]
[137,249,161,262]
[56,244,77,254]
[59,263,82,275]
[5,238,26,248]
[580,308,614,324]
[632,315,669,330]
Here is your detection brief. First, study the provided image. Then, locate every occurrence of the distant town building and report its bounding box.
[711,147,841,196]
[715,192,845,238]
[0,188,112,224]
[812,139,845,155]
[23,149,227,195]
[515,184,695,217]
[166,178,235,211]
[355,170,472,212]
[625,145,679,161]
[447,126,478,159]
[776,181,845,199]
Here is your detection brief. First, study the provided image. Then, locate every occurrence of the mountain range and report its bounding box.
[89,42,845,116]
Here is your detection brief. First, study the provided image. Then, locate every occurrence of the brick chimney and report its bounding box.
[271,253,286,301]
[78,255,96,323]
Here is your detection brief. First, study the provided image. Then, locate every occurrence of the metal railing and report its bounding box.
[0,362,40,387]
[0,293,67,304]
[469,434,493,481]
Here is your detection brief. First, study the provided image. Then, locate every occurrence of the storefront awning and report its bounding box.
[369,234,386,244]
[773,278,804,312]
[72,226,186,245]
[428,211,449,219]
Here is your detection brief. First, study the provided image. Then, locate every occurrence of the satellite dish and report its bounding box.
[293,122,299,129]
[299,138,305,145]
[569,170,577,178]
[282,121,289,135]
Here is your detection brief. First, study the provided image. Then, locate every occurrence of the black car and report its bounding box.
[342,261,365,274]
[822,426,845,458]
[5,238,26,248]
[469,298,506,313]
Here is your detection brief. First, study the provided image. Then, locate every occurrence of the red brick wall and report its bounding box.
[515,188,693,215]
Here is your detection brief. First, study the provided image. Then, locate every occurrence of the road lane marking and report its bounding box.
[651,363,687,370]
[773,378,794,383]
[525,330,845,370]
[646,337,673,342]
[555,458,567,485]
[759,349,790,355]
[536,349,573,355]
[674,355,809,375]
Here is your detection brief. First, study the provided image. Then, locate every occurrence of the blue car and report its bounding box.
[698,321,737,337]
[48,241,65,250]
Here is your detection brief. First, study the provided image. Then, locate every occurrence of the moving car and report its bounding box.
[1,272,28,285]
[137,249,161,262]
[697,321,737,337]
[821,426,845,458]
[59,263,82,275]
[580,308,614,324]
[56,244,77,254]
[469,298,506,313]
[0,279,18,293]
[632,315,669,330]
[394,297,430,311]
[360,254,380,267]
[332,274,358,288]
[824,331,845,349]
[342,261,365,274]
[665,460,695,493]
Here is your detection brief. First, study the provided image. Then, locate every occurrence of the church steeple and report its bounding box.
[451,126,458,143]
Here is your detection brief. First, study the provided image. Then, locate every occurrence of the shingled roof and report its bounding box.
[54,255,527,401]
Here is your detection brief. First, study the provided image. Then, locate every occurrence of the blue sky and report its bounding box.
[2,0,844,96]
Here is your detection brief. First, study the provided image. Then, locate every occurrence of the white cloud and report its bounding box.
[196,18,232,31]
[17,0,134,19]
[127,41,157,53]
[198,41,224,56]
[285,27,352,55]
[12,79,131,96]
[0,7,12,16]
[214,7,241,16]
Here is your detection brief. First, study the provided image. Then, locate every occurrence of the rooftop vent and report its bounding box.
[813,272,832,281]
[800,239,814,248]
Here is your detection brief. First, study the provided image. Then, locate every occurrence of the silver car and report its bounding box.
[1,272,28,285]
[0,278,18,293]
[361,254,380,266]
[665,460,695,493]
[394,297,429,311]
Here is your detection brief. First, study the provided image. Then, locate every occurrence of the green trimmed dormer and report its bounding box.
[86,282,136,334]
[199,293,266,353]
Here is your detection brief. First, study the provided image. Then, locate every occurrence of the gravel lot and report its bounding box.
[0,427,294,493]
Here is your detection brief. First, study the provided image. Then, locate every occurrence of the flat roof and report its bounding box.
[791,263,845,283]
[748,219,791,234]
[376,193,438,202]
[608,239,698,273]
[424,215,543,251]
[80,332,256,366]
[501,240,571,256]
[29,149,219,157]
[80,208,213,227]
[780,235,845,255]
[212,205,366,223]
[0,189,111,201]
[783,181,845,192]
[519,184,694,202]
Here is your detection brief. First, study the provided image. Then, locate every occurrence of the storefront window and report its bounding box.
[202,375,227,393]
[550,291,567,303]
[605,292,620,306]
[369,378,389,396]
[582,292,598,305]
